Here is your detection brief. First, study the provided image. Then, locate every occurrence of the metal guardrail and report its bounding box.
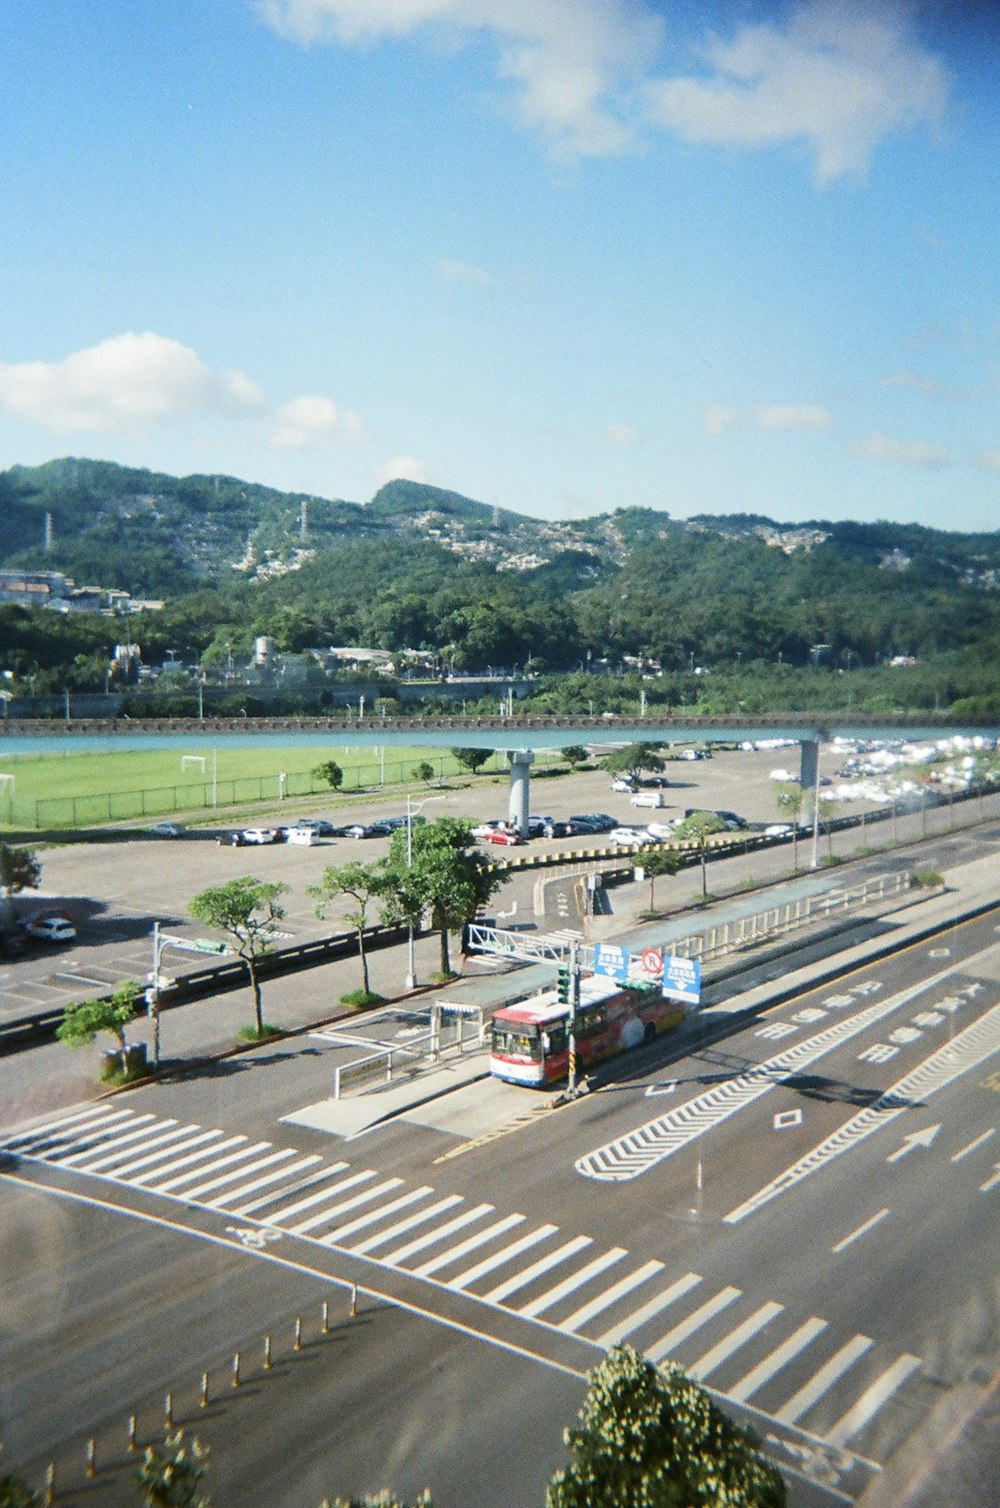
[668,871,913,966]
[332,1002,488,1099]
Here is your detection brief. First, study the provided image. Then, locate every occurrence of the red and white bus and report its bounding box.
[489,975,684,1087]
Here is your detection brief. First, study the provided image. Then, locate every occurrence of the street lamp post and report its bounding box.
[404,793,446,990]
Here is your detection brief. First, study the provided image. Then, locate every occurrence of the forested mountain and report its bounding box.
[2,458,1000,705]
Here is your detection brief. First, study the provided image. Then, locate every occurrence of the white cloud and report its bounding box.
[437,258,491,284]
[644,1,948,181]
[849,432,949,468]
[373,455,432,486]
[604,423,639,446]
[882,369,977,401]
[261,0,663,157]
[0,332,264,435]
[702,404,740,436]
[269,394,364,449]
[756,404,834,431]
[976,448,1000,473]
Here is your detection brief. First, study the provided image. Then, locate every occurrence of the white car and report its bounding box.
[608,826,656,847]
[24,915,77,942]
[241,828,278,844]
[149,822,184,837]
[610,778,636,793]
[644,821,677,840]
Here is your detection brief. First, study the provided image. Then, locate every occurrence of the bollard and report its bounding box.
[263,1334,272,1370]
[231,1351,241,1389]
[165,1393,174,1430]
[44,1463,55,1506]
[350,1285,358,1318]
[127,1413,138,1452]
[294,1316,302,1352]
[85,1438,96,1479]
[321,1300,329,1336]
[200,1372,209,1409]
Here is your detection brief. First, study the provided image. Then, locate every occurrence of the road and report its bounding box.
[2,897,998,1505]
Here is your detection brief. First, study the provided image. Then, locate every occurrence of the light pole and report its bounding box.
[404,793,446,990]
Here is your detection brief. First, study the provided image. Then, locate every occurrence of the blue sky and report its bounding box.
[1,0,998,529]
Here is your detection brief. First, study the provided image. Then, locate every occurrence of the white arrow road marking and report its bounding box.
[886,1125,941,1163]
[725,1004,1000,1223]
[645,1081,677,1097]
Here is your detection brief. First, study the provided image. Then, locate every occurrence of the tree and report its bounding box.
[188,878,288,1035]
[313,759,344,791]
[0,843,41,897]
[135,1431,209,1508]
[309,861,386,1004]
[602,743,666,783]
[641,848,682,913]
[411,760,435,786]
[0,1455,41,1508]
[380,818,500,977]
[673,811,727,898]
[451,747,492,777]
[561,745,588,770]
[55,980,141,1077]
[547,1344,785,1508]
[773,783,804,868]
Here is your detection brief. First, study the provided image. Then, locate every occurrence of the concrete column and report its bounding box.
[506,749,534,835]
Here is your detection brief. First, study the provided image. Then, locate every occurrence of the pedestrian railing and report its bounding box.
[332,1001,489,1099]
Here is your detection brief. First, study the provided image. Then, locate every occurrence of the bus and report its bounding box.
[489,975,684,1087]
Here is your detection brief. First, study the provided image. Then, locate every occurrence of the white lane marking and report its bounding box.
[775,1335,874,1426]
[351,1194,465,1257]
[448,1225,559,1290]
[226,1161,350,1218]
[825,1354,922,1447]
[482,1236,593,1304]
[264,1169,374,1225]
[110,1131,229,1180]
[208,1156,322,1209]
[725,1003,1000,1224]
[647,1285,742,1364]
[688,1301,785,1382]
[3,1106,116,1145]
[65,1122,195,1173]
[728,1317,829,1403]
[289,1177,404,1236]
[831,1209,891,1254]
[322,1186,435,1245]
[518,1247,628,1319]
[951,1129,995,1163]
[19,1110,135,1154]
[383,1203,496,1266]
[559,1259,666,1335]
[576,969,962,1183]
[980,1164,1000,1193]
[138,1136,251,1190]
[173,1148,296,1202]
[413,1214,525,1277]
[57,1115,160,1163]
[595,1272,702,1349]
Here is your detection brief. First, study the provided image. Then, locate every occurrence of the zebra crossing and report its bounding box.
[2,1104,922,1460]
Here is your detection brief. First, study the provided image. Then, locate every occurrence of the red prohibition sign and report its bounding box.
[641,947,663,975]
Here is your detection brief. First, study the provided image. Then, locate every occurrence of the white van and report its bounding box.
[287,826,317,846]
[630,790,665,809]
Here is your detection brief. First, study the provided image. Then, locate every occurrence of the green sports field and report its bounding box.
[0,744,518,832]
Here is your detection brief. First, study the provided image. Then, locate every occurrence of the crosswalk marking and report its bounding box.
[1,1105,926,1461]
[482,1236,593,1304]
[559,1259,665,1334]
[289,1177,404,1237]
[647,1285,742,1365]
[519,1246,628,1320]
[825,1354,922,1447]
[688,1301,785,1382]
[449,1224,559,1290]
[322,1186,435,1246]
[728,1317,829,1403]
[413,1214,525,1278]
[352,1194,465,1257]
[775,1335,874,1425]
[594,1271,702,1349]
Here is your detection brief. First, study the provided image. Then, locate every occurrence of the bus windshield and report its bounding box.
[491,1021,541,1061]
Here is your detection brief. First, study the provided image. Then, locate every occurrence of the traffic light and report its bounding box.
[556,964,571,1004]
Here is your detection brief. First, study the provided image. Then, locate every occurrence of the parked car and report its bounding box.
[471,819,506,838]
[764,823,794,837]
[610,777,637,793]
[241,828,279,844]
[149,821,184,837]
[344,820,394,839]
[24,915,77,942]
[584,813,618,832]
[223,830,246,846]
[630,790,665,809]
[481,827,523,846]
[293,818,338,836]
[608,827,656,847]
[644,821,677,840]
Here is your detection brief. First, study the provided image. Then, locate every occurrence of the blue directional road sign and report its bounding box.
[663,954,701,1004]
[592,942,628,982]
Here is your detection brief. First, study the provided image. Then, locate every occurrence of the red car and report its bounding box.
[481,828,523,846]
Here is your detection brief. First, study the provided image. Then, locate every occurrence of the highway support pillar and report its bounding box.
[506,748,534,835]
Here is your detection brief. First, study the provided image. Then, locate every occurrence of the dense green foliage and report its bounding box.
[4,460,1000,714]
[55,980,141,1073]
[548,1345,785,1508]
[188,878,287,1034]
